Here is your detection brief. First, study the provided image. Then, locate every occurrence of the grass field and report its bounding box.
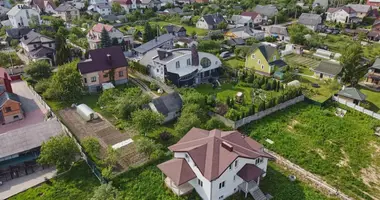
[297,76,340,103]
[224,58,245,69]
[10,161,99,200]
[240,103,380,200]
[359,86,380,113]
[285,54,321,69]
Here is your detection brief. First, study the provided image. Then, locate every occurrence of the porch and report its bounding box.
[164,177,194,196]
[238,179,259,195]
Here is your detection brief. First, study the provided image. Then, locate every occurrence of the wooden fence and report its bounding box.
[332,96,380,120]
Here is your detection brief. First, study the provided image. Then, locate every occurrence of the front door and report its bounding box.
[320,73,323,79]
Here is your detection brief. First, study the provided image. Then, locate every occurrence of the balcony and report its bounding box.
[164,177,194,196]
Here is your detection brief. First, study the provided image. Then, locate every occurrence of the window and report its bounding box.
[156,69,159,73]
[273,55,276,60]
[219,181,225,189]
[234,160,238,168]
[84,78,87,83]
[103,73,108,78]
[251,54,255,59]
[14,115,19,119]
[258,59,261,64]
[5,107,11,112]
[261,65,264,69]
[200,57,211,68]
[219,196,224,199]
[197,179,203,187]
[187,58,191,65]
[255,157,263,165]
[233,175,236,181]
[119,71,124,77]
[49,43,52,47]
[229,164,232,170]
[176,61,180,68]
[91,76,96,82]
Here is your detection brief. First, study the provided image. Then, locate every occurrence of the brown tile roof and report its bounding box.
[168,128,274,181]
[241,11,260,20]
[237,163,264,182]
[157,158,196,186]
[91,23,114,33]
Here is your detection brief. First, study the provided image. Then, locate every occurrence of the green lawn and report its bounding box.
[10,161,99,200]
[284,54,321,69]
[196,83,253,105]
[297,76,340,103]
[224,58,245,69]
[359,86,380,113]
[240,103,380,200]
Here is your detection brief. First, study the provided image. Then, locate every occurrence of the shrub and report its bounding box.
[149,82,159,91]
[159,131,172,141]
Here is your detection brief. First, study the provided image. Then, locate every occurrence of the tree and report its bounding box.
[82,137,101,161]
[142,23,154,42]
[38,135,79,171]
[104,146,120,167]
[135,138,163,160]
[131,109,164,135]
[51,18,65,32]
[339,42,366,86]
[111,38,119,46]
[100,28,112,48]
[204,117,230,130]
[91,182,122,200]
[25,60,52,81]
[43,61,84,102]
[288,24,309,45]
[175,113,201,136]
[217,21,228,30]
[56,32,71,65]
[111,2,123,14]
[28,15,40,29]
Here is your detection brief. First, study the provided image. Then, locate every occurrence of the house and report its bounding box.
[89,0,107,5]
[0,92,23,124]
[55,3,80,22]
[87,23,124,49]
[228,15,253,28]
[140,45,221,87]
[347,4,372,19]
[240,12,263,25]
[0,67,12,93]
[312,60,342,79]
[245,44,282,76]
[164,25,186,37]
[133,33,175,56]
[0,5,9,19]
[88,3,111,15]
[364,58,380,89]
[326,6,357,24]
[253,5,278,21]
[140,0,161,9]
[111,0,141,14]
[368,20,380,41]
[162,7,183,15]
[266,25,289,41]
[226,38,245,46]
[298,13,322,31]
[7,4,41,28]
[67,0,85,10]
[20,30,55,65]
[196,14,225,30]
[367,0,380,7]
[99,14,125,23]
[336,87,366,105]
[225,26,265,40]
[312,0,328,9]
[5,27,32,44]
[157,128,274,200]
[29,0,56,13]
[77,46,128,93]
[146,92,182,123]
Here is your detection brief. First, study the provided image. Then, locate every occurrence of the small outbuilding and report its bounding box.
[147,92,183,123]
[76,104,99,121]
[313,60,342,79]
[336,87,366,105]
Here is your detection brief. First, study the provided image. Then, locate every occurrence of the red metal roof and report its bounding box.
[91,23,114,33]
[157,158,196,186]
[167,128,274,181]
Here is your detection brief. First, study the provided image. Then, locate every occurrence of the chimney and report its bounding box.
[106,54,112,65]
[191,44,199,66]
[3,72,12,93]
[23,35,28,40]
[222,141,233,152]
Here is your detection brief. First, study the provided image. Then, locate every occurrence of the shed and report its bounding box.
[337,87,366,105]
[313,60,342,79]
[76,104,99,121]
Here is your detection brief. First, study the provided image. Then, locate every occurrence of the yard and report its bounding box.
[285,54,321,70]
[296,75,340,103]
[359,86,380,113]
[240,103,380,200]
[224,58,245,69]
[9,161,99,200]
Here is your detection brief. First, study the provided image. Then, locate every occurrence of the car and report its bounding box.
[220,51,231,59]
[325,29,333,34]
[311,83,320,88]
[332,29,340,35]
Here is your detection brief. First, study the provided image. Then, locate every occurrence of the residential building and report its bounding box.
[140,0,161,9]
[29,0,56,13]
[146,92,182,123]
[88,3,111,15]
[326,6,357,24]
[67,0,85,10]
[266,25,289,41]
[240,12,263,25]
[312,0,328,9]
[367,0,380,7]
[157,128,274,200]
[347,4,372,19]
[55,3,80,22]
[87,23,124,49]
[228,15,253,28]
[139,45,221,87]
[368,20,380,41]
[20,30,55,65]
[196,13,225,30]
[0,92,23,124]
[5,27,32,44]
[162,7,183,15]
[0,67,12,94]
[99,14,125,23]
[7,4,41,28]
[253,5,278,21]
[245,44,283,76]
[225,26,265,40]
[133,33,175,56]
[364,58,380,89]
[312,60,342,79]
[0,5,9,19]
[226,38,245,46]
[164,25,186,37]
[111,0,141,13]
[336,87,366,105]
[77,46,128,93]
[298,13,322,31]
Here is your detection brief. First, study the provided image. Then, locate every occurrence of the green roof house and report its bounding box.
[337,87,366,105]
[245,44,282,76]
[313,60,342,79]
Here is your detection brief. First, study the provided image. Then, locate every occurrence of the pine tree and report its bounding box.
[100,28,111,48]
[143,23,154,43]
[56,33,70,65]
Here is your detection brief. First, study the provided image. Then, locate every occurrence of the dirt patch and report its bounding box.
[359,142,380,194]
[314,148,326,160]
[337,148,350,167]
[287,119,300,132]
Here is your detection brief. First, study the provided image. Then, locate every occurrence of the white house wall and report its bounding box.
[196,18,211,30]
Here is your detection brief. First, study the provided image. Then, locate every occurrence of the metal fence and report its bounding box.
[27,85,105,183]
[332,96,380,120]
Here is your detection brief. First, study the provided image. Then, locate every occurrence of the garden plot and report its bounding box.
[58,108,147,170]
[285,54,321,69]
[241,103,380,200]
